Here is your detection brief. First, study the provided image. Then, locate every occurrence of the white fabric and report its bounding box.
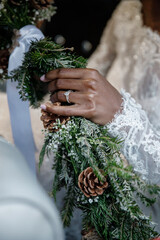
[107,90,160,185]
[88,0,160,232]
[7,25,44,172]
[0,136,64,240]
[107,90,160,233]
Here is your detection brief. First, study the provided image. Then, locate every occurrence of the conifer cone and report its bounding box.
[0,49,9,73]
[40,102,70,132]
[30,0,54,9]
[9,0,23,5]
[81,228,103,240]
[78,167,108,198]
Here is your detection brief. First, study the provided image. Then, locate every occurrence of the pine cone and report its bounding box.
[30,0,54,9]
[40,102,70,132]
[9,0,23,5]
[81,228,103,240]
[0,49,10,73]
[78,167,108,198]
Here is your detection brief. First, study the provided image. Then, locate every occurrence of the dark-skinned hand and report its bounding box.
[40,68,122,125]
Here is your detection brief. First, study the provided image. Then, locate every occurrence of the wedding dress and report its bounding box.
[88,0,160,233]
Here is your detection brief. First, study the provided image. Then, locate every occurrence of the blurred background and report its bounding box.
[44,0,120,58]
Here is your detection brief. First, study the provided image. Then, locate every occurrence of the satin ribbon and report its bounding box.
[7,25,44,173]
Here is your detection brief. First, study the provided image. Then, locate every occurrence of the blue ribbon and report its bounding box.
[7,25,44,173]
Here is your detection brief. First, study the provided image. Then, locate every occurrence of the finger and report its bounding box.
[40,102,86,117]
[50,91,84,104]
[48,79,85,92]
[40,68,98,82]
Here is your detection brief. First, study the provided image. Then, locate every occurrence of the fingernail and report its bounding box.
[40,75,45,81]
[40,104,46,110]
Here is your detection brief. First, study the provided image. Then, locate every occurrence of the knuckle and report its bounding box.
[85,93,96,109]
[48,81,54,91]
[57,68,64,77]
[55,79,58,89]
[84,79,97,90]
[56,79,63,89]
[87,93,95,101]
[57,68,62,75]
[57,91,64,100]
[88,68,99,79]
[50,92,57,102]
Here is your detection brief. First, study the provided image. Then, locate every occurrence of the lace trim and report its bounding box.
[106,89,160,184]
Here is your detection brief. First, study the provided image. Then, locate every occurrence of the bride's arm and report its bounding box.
[107,89,160,185]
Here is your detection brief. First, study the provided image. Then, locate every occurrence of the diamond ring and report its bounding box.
[64,90,72,103]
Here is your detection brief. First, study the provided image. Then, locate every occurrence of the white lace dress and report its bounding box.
[87,0,160,233]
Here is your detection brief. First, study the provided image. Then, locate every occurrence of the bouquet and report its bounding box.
[9,38,160,240]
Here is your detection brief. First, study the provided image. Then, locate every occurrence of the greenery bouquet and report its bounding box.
[9,38,160,240]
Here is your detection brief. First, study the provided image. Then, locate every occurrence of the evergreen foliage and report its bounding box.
[11,38,160,239]
[10,38,87,107]
[43,117,160,239]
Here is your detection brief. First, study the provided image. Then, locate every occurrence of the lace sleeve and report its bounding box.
[106,89,160,185]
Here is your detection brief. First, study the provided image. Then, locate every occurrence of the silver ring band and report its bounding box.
[64,90,72,103]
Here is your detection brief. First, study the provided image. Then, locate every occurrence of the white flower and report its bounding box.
[88,198,93,204]
[0,69,4,74]
[94,196,99,202]
[0,3,4,10]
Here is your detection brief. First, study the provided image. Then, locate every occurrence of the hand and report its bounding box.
[40,68,122,125]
